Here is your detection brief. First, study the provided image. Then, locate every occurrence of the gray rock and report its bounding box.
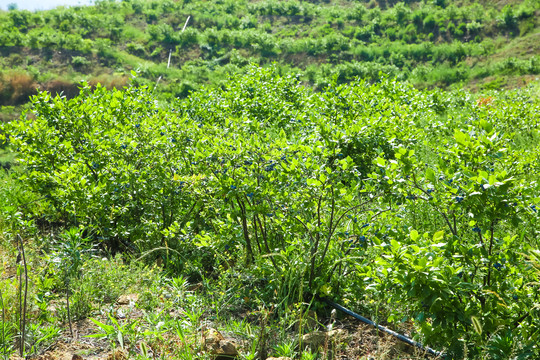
[204,328,239,358]
[301,329,347,350]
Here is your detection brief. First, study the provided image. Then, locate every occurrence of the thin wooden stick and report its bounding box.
[182,16,191,32]
[155,15,190,90]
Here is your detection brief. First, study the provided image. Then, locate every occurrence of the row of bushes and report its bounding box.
[0,0,538,107]
[2,0,537,50]
[4,66,540,358]
[4,21,481,64]
[1,48,537,109]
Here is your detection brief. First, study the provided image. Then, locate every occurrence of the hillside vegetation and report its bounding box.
[0,0,539,114]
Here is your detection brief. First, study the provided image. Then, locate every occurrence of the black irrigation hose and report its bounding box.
[321,297,445,359]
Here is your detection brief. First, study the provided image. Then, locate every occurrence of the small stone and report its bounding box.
[72,355,84,360]
[218,340,238,356]
[116,294,138,305]
[205,328,225,346]
[204,328,239,357]
[301,329,347,350]
[301,331,326,349]
[106,349,128,360]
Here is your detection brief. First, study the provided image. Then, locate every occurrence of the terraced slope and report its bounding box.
[0,0,538,115]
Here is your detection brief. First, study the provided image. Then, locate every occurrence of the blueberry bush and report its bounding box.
[3,66,540,358]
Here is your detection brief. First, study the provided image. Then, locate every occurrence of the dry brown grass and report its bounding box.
[42,79,80,99]
[0,71,38,106]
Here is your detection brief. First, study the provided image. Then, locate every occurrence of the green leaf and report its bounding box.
[320,284,332,296]
[433,230,444,242]
[410,230,419,241]
[479,170,489,181]
[471,316,482,335]
[140,342,149,357]
[117,331,124,349]
[425,168,436,182]
[479,119,493,133]
[454,130,468,146]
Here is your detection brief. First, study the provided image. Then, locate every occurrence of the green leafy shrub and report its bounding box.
[75,255,160,304]
[363,89,540,357]
[4,66,540,359]
[125,43,146,56]
[71,56,90,68]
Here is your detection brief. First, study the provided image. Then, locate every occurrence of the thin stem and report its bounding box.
[309,195,323,288]
[17,255,22,356]
[252,214,262,254]
[235,197,253,265]
[255,215,278,270]
[293,215,315,245]
[17,235,28,357]
[411,174,458,236]
[66,278,73,337]
[329,197,380,240]
[255,215,269,253]
[486,222,495,287]
[1,287,5,359]
[513,312,530,329]
[318,188,335,275]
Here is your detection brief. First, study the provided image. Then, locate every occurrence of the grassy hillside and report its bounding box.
[0,0,539,116]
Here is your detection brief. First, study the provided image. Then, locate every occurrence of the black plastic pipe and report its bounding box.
[321,297,445,358]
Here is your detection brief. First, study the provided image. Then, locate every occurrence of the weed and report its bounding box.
[274,339,297,358]
[25,322,61,356]
[57,287,93,323]
[74,255,160,305]
[0,287,13,360]
[88,313,140,351]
